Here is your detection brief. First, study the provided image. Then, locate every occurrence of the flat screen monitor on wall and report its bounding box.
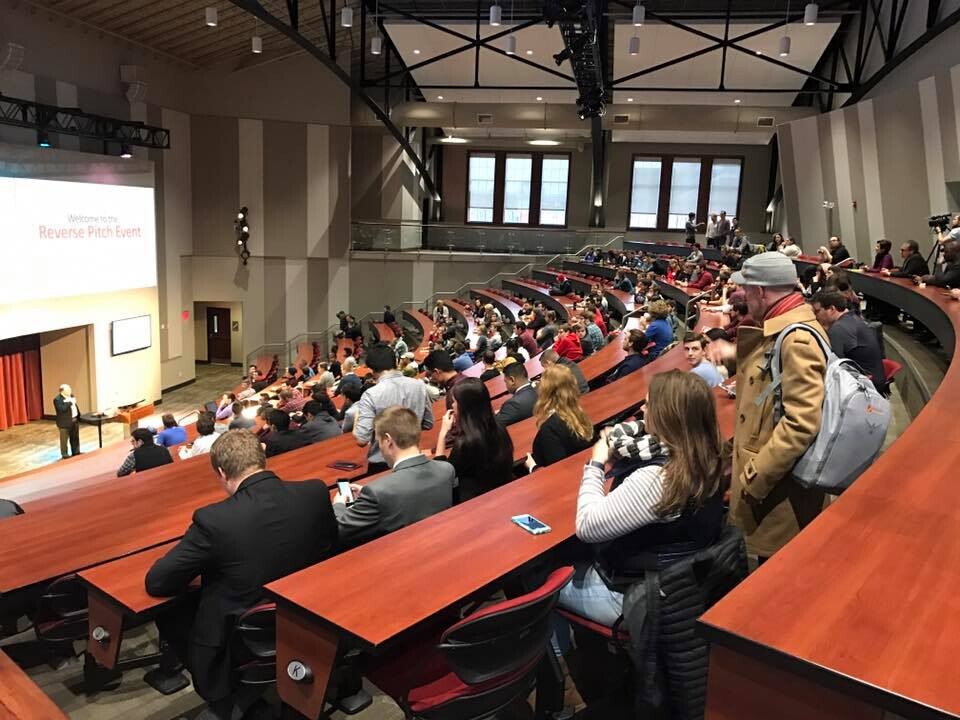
[112,315,152,356]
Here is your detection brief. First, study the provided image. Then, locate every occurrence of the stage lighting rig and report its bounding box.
[235,206,251,265]
[548,0,606,120]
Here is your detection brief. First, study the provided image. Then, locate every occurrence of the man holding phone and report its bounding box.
[334,406,455,548]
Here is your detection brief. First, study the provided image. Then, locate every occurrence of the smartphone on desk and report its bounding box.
[328,460,361,471]
[512,514,551,535]
[336,480,355,504]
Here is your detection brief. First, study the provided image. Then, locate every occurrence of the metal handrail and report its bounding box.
[245,234,623,365]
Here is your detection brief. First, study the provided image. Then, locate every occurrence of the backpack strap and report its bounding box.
[754,323,831,420]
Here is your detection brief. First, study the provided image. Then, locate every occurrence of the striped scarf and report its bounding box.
[606,420,668,462]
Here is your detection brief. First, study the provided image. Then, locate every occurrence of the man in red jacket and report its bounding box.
[684,262,715,291]
[552,324,583,362]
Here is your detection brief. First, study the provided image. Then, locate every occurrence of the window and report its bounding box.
[539,155,570,225]
[464,152,571,226]
[667,159,701,229]
[629,158,662,229]
[467,153,496,223]
[502,154,533,224]
[708,159,742,218]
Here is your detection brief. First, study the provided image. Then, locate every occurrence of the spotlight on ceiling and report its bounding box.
[628,35,640,55]
[734,98,741,104]
[37,130,51,148]
[528,139,561,146]
[506,35,516,55]
[627,97,634,102]
[251,35,262,54]
[804,2,818,25]
[526,49,533,55]
[632,1,645,26]
[489,1,502,26]
[204,6,217,27]
[536,96,543,101]
[779,35,791,57]
[341,6,353,27]
[371,35,382,55]
[120,143,133,158]
[237,207,248,220]
[413,48,421,54]
[441,135,468,144]
[437,95,444,100]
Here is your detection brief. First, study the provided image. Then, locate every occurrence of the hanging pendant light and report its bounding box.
[632,1,645,27]
[204,6,218,27]
[779,35,791,57]
[628,35,640,55]
[371,35,382,55]
[341,6,353,27]
[506,35,516,55]
[489,1,502,26]
[251,35,262,54]
[803,2,818,25]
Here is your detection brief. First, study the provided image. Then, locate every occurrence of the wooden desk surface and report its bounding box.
[470,288,523,320]
[78,542,179,615]
[0,649,66,720]
[403,309,435,362]
[502,278,577,320]
[536,267,636,315]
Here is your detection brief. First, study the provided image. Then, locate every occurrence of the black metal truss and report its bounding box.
[0,95,171,149]
[230,0,440,203]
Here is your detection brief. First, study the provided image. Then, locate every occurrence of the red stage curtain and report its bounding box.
[0,336,44,431]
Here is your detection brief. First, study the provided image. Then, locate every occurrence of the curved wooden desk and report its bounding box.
[501,278,576,321]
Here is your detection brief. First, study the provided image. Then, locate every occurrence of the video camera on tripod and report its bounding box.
[929,213,952,229]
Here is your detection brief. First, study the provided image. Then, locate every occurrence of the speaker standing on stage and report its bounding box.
[53,384,81,459]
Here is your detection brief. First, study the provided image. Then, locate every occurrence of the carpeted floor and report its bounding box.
[0,365,241,480]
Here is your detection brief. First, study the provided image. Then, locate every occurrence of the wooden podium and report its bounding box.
[115,404,154,437]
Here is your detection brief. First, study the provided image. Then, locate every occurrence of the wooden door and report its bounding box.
[206,307,231,364]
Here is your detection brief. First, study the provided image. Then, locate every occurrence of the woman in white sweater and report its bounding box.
[555,370,726,635]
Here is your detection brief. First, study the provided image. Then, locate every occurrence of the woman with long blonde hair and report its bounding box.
[525,365,594,470]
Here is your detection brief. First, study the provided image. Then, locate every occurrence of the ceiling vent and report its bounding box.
[757,116,775,128]
[477,113,494,124]
[613,114,631,124]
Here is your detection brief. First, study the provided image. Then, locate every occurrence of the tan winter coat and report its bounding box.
[729,302,828,557]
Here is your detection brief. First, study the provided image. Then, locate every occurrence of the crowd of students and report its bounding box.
[54,226,938,720]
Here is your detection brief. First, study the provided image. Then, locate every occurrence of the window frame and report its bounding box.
[626,154,745,232]
[465,151,498,226]
[464,150,572,228]
[537,153,572,227]
[706,157,745,223]
[501,153,535,227]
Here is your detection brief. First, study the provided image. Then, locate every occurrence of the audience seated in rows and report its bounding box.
[117,428,173,477]
[541,348,589,395]
[146,430,337,720]
[423,350,467,410]
[527,365,594,470]
[214,393,236,422]
[354,344,434,474]
[811,290,886,392]
[642,300,675,357]
[299,398,343,443]
[228,403,255,430]
[479,350,501,382]
[495,362,538,428]
[334,406,455,548]
[435,379,515,503]
[552,324,583,362]
[263,409,310,458]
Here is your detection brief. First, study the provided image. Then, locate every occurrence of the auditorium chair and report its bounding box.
[32,574,89,659]
[368,567,574,720]
[882,358,903,385]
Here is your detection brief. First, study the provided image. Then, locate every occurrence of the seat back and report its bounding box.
[34,574,89,643]
[882,358,903,382]
[439,567,573,686]
[231,603,276,685]
[0,499,24,519]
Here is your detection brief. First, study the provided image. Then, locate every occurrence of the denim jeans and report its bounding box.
[553,563,624,654]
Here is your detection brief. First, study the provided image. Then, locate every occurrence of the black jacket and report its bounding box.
[830,245,851,264]
[926,260,960,287]
[53,395,79,429]
[145,472,336,661]
[889,253,930,278]
[495,384,538,427]
[133,443,173,472]
[264,429,311,457]
[531,413,593,467]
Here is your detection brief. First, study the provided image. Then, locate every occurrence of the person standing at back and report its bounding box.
[354,344,433,474]
[526,365,594,471]
[334,406,456,547]
[53,384,81,459]
[718,252,828,562]
[146,430,337,720]
[435,379,515,503]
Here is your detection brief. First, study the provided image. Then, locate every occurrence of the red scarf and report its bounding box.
[764,292,806,321]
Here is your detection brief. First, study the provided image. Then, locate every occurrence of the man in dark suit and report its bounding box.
[262,408,310,457]
[334,406,455,548]
[53,384,81,459]
[495,362,538,428]
[146,429,337,718]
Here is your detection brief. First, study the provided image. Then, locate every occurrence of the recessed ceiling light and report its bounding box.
[529,139,561,146]
[526,49,533,55]
[441,136,468,143]
[413,49,421,54]
[536,96,543,101]
[627,97,634,102]
[756,49,762,55]
[437,95,444,100]
[734,98,741,104]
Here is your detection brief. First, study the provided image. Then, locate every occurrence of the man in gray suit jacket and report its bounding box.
[333,406,455,548]
[494,362,539,428]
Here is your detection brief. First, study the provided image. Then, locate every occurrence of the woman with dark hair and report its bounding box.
[864,239,894,272]
[435,378,515,503]
[472,298,486,322]
[552,370,726,651]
